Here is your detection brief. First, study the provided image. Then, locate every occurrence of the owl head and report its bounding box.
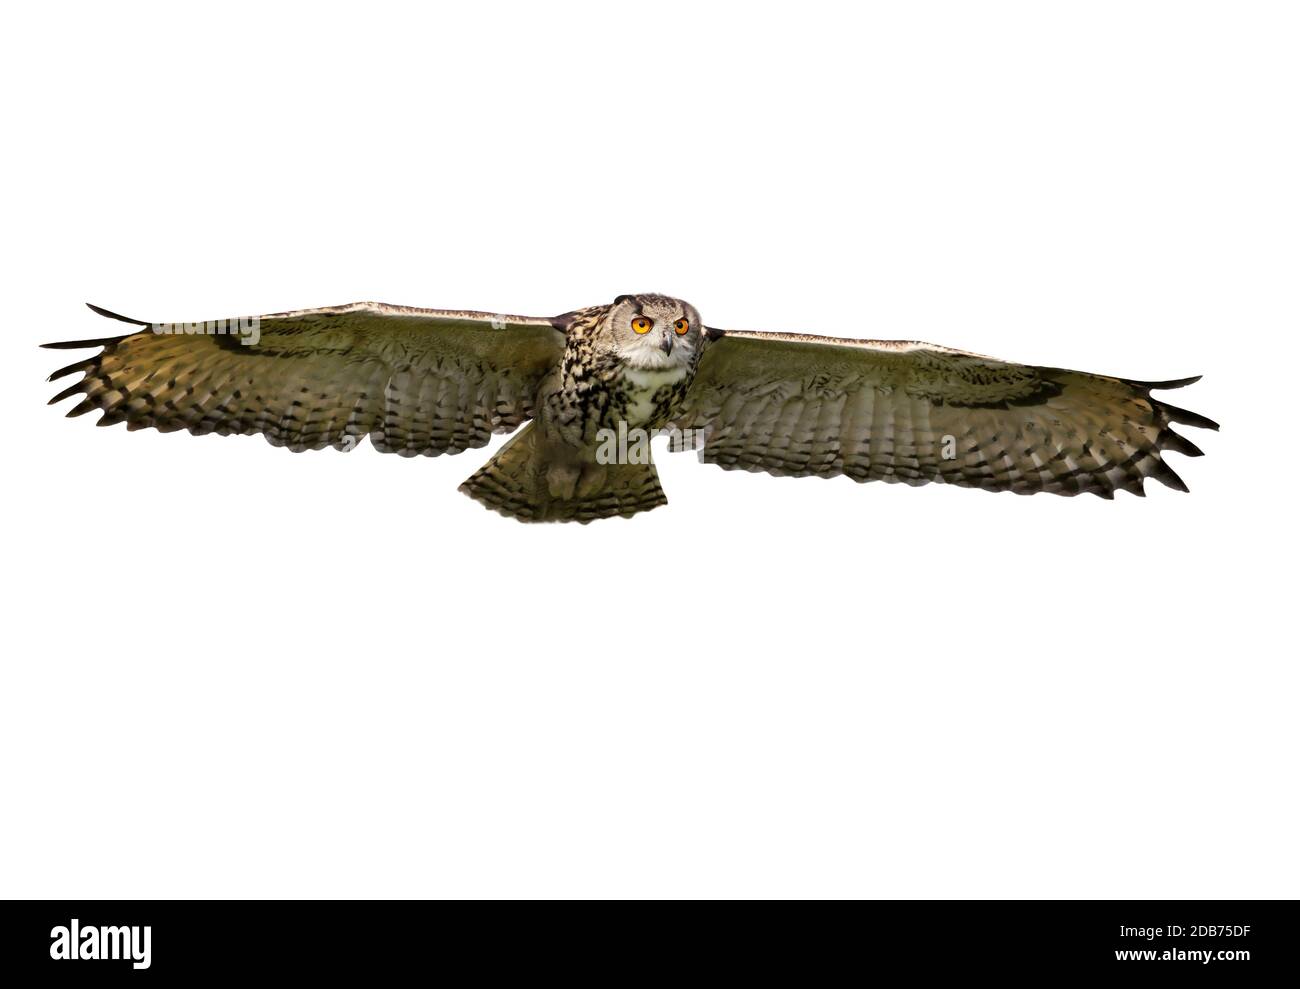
[606,293,705,371]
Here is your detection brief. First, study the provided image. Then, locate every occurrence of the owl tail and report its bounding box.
[459,422,667,523]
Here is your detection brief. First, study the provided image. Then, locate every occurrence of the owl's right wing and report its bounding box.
[45,301,565,456]
[672,329,1217,497]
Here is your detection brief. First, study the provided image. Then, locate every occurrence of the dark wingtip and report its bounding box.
[1132,374,1202,390]
[1158,401,1220,432]
[85,303,149,326]
[1150,461,1191,493]
[47,358,93,382]
[1159,428,1206,458]
[41,336,126,350]
[48,382,85,406]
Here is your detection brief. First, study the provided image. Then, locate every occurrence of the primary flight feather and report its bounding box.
[45,294,1218,522]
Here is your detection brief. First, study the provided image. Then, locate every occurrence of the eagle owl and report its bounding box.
[44,294,1217,522]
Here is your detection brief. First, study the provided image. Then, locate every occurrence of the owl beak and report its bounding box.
[659,334,674,355]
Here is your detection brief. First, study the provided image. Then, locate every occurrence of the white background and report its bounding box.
[2,1,1295,898]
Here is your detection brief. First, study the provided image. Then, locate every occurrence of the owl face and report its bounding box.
[606,293,703,371]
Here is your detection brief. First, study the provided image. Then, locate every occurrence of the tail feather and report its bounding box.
[460,423,667,523]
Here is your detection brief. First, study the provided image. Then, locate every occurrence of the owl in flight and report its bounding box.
[45,294,1217,523]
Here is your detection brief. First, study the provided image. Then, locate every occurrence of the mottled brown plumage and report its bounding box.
[44,294,1218,521]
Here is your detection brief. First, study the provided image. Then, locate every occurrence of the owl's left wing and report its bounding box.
[671,330,1217,498]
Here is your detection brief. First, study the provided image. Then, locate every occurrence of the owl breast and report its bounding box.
[618,365,690,428]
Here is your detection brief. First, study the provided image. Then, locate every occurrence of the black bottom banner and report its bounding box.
[0,899,1293,980]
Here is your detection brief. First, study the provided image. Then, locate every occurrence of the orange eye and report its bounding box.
[674,318,689,335]
[631,317,652,334]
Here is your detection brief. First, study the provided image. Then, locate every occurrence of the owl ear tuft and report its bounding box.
[614,294,637,306]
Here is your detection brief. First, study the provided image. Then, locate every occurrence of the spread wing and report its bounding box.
[672,330,1218,498]
[45,302,565,457]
